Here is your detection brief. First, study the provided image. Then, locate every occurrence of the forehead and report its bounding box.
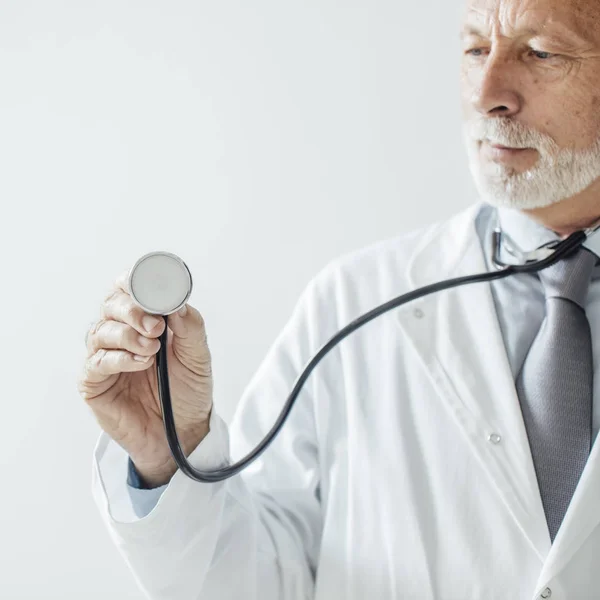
[462,0,600,42]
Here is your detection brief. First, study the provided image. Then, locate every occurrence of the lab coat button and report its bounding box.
[413,308,424,319]
[488,433,501,444]
[540,587,552,598]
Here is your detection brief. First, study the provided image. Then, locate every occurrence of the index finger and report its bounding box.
[115,268,131,295]
[102,268,132,304]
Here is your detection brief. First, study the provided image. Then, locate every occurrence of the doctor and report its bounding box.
[78,0,600,597]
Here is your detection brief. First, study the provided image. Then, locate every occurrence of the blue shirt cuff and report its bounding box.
[127,456,158,490]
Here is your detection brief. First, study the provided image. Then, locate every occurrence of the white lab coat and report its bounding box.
[91,200,600,600]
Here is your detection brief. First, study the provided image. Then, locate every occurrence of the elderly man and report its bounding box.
[81,0,600,598]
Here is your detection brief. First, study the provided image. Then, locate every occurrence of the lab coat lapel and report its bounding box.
[535,418,600,583]
[393,201,552,562]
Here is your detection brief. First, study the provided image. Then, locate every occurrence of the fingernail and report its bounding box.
[134,354,151,361]
[178,305,188,317]
[143,315,161,332]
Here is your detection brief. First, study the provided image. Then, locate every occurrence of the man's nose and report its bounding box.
[470,55,522,117]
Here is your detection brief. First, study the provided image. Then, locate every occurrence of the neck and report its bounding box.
[520,181,600,240]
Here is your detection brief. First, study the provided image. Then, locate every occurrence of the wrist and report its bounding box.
[133,419,211,487]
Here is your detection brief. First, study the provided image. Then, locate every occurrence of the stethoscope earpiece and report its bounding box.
[128,251,193,316]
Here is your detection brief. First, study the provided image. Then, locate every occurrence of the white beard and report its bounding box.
[463,119,600,210]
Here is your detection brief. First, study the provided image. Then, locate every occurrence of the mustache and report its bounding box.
[466,118,558,151]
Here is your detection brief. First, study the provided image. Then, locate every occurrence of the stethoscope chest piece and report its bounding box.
[128,251,193,316]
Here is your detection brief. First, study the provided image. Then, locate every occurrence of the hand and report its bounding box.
[77,268,214,484]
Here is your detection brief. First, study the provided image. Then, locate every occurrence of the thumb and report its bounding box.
[166,303,210,355]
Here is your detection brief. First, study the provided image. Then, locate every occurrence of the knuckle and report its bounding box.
[87,319,106,352]
[115,268,132,293]
[91,318,104,337]
[77,375,95,401]
[76,372,86,393]
[102,287,120,304]
[108,321,126,349]
[124,301,138,321]
[84,320,95,346]
[100,294,116,319]
[80,390,94,403]
[81,358,94,382]
[92,348,108,371]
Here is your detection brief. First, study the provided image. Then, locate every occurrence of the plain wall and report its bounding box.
[0,1,478,597]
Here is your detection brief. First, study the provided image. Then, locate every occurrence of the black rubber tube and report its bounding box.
[156,229,587,482]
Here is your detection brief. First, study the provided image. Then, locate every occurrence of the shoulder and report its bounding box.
[284,203,483,352]
[307,218,443,301]
[286,218,445,342]
[309,201,487,297]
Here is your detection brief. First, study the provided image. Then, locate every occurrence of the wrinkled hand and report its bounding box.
[77,268,214,484]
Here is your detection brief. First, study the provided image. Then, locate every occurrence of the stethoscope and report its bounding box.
[127,211,600,483]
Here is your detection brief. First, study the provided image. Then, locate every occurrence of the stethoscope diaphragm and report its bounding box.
[128,251,193,316]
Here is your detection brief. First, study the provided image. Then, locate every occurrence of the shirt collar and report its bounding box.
[496,204,600,264]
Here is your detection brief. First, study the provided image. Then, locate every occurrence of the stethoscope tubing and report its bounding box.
[156,228,588,482]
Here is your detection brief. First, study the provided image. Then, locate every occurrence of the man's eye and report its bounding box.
[465,48,487,57]
[530,50,555,60]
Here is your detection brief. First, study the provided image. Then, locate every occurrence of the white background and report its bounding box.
[0,1,477,597]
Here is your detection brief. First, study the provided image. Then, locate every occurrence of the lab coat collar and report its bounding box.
[393,199,600,586]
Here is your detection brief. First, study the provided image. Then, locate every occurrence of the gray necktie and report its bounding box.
[515,246,597,543]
